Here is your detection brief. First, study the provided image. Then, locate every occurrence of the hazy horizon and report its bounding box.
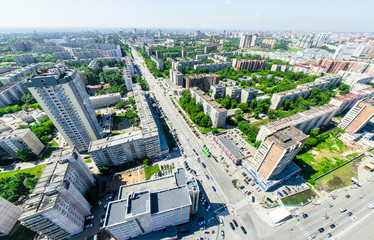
[0,0,373,33]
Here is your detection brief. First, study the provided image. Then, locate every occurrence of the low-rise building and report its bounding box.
[338,98,374,133]
[0,129,44,160]
[193,62,230,73]
[226,86,242,102]
[12,54,34,64]
[339,71,374,87]
[190,87,227,127]
[0,79,27,108]
[103,168,199,240]
[241,88,259,103]
[170,69,184,86]
[19,149,95,240]
[213,131,251,164]
[0,196,22,237]
[53,51,72,60]
[102,66,119,73]
[89,93,122,109]
[204,45,219,54]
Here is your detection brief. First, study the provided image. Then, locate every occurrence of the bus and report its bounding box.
[201,148,211,157]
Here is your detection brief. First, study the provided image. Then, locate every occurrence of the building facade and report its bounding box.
[0,196,22,237]
[211,84,226,99]
[89,93,122,109]
[185,74,219,91]
[252,126,308,180]
[234,59,266,71]
[0,129,45,160]
[25,65,102,152]
[338,98,374,133]
[19,149,95,240]
[239,34,258,49]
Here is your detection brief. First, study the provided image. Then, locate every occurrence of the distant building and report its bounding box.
[204,45,219,54]
[89,93,122,109]
[150,55,164,69]
[333,45,358,60]
[123,67,133,91]
[339,71,374,87]
[12,54,34,64]
[19,149,95,240]
[102,66,119,73]
[0,129,44,160]
[53,51,72,60]
[88,60,98,70]
[0,79,27,108]
[193,62,230,72]
[270,76,342,110]
[186,74,219,91]
[329,87,374,115]
[8,42,33,52]
[155,50,162,59]
[252,126,308,180]
[190,87,227,127]
[0,196,22,237]
[25,65,102,152]
[239,34,258,49]
[211,84,226,99]
[226,86,242,102]
[257,104,338,142]
[261,39,276,49]
[271,64,290,72]
[234,59,266,71]
[170,69,184,86]
[103,168,199,240]
[338,98,374,133]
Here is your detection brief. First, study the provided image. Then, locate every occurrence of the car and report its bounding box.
[244,180,249,184]
[352,216,358,221]
[328,204,333,208]
[247,191,251,196]
[339,208,347,213]
[318,228,324,233]
[233,220,238,227]
[347,212,353,216]
[206,175,210,180]
[330,224,336,229]
[160,165,164,170]
[106,196,113,201]
[85,224,93,229]
[230,222,235,230]
[212,186,216,192]
[326,233,332,238]
[309,234,316,239]
[240,226,247,234]
[104,204,108,209]
[302,213,309,219]
[100,218,105,223]
[98,201,102,205]
[221,230,225,239]
[220,219,224,226]
[345,195,350,198]
[252,196,255,203]
[85,215,94,220]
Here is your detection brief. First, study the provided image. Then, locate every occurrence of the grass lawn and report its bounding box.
[41,141,59,160]
[7,225,35,240]
[85,159,92,163]
[197,126,212,134]
[315,161,359,192]
[144,165,175,180]
[294,136,359,180]
[281,189,316,205]
[0,164,45,179]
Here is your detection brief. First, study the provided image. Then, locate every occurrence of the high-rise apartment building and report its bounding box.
[19,148,95,240]
[252,126,308,180]
[25,65,102,152]
[185,74,219,91]
[0,129,45,160]
[234,59,266,71]
[0,196,22,237]
[239,34,258,49]
[338,98,374,133]
[261,39,276,49]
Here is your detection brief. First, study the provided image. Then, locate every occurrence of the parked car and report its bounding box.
[230,222,235,230]
[212,186,216,192]
[221,230,225,239]
[240,226,247,234]
[233,220,238,227]
[85,215,94,220]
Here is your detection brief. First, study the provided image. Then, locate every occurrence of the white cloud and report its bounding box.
[226,0,231,4]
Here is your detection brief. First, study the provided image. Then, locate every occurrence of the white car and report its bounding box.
[98,201,102,205]
[85,215,94,220]
[220,219,224,226]
[85,224,93,229]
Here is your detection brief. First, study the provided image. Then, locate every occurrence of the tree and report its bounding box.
[237,102,249,112]
[20,93,36,105]
[142,158,150,165]
[234,109,244,123]
[310,128,320,137]
[230,99,237,109]
[16,149,35,162]
[338,83,350,95]
[212,127,218,135]
[85,186,100,205]
[220,98,231,109]
[116,101,127,109]
[99,166,110,174]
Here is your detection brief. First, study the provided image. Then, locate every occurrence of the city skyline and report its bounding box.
[0,0,373,32]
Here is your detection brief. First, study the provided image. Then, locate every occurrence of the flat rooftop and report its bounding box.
[267,126,308,149]
[89,93,121,100]
[151,187,191,214]
[127,191,150,216]
[190,87,227,112]
[88,130,143,152]
[106,199,127,226]
[216,132,244,160]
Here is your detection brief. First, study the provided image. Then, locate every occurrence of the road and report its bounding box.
[127,42,301,240]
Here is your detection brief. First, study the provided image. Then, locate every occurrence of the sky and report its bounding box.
[0,0,373,32]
